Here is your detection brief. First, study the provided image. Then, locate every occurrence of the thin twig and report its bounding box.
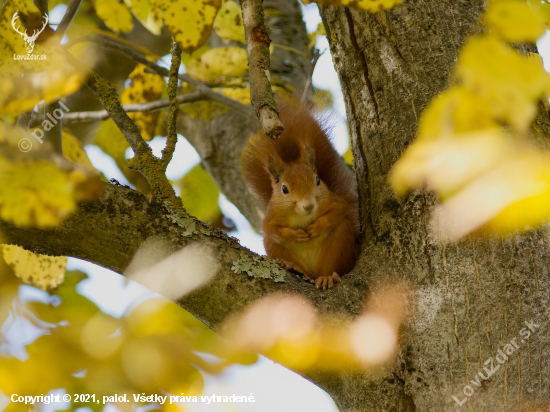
[33,0,48,16]
[31,0,64,153]
[16,111,33,128]
[44,90,204,124]
[85,70,182,208]
[56,0,82,38]
[241,0,283,138]
[161,39,182,170]
[44,102,63,154]
[65,35,256,122]
[271,43,309,58]
[300,49,322,104]
[41,0,82,155]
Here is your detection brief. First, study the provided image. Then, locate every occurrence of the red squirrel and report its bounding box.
[241,102,358,289]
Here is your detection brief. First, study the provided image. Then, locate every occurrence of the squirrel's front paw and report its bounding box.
[284,228,310,243]
[315,272,341,290]
[307,220,325,238]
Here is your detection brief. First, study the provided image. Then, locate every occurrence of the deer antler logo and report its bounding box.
[11,11,49,54]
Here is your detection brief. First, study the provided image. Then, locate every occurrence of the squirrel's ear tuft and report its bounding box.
[304,145,316,172]
[267,155,283,183]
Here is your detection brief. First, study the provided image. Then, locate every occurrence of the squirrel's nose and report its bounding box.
[303,203,314,213]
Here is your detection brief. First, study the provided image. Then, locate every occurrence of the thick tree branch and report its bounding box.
[241,0,283,138]
[0,180,372,408]
[0,182,364,326]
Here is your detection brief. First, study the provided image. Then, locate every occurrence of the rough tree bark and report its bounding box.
[2,1,550,411]
[316,1,550,411]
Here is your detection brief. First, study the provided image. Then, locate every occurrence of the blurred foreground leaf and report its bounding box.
[391,1,550,240]
[0,271,258,409]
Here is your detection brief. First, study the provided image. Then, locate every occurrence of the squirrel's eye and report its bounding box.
[316,176,320,186]
[281,185,289,195]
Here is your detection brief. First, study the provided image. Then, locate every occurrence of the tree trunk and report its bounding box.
[316,1,550,411]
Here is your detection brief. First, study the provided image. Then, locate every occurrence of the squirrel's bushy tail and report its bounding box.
[241,101,358,212]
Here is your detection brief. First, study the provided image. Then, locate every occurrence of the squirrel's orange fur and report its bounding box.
[241,102,358,289]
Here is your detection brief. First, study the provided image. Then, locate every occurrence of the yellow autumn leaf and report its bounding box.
[121,64,165,141]
[416,87,498,140]
[301,0,401,12]
[390,130,514,198]
[180,85,249,120]
[533,0,550,27]
[0,124,101,227]
[94,118,129,161]
[185,46,248,82]
[178,164,221,222]
[485,1,545,43]
[0,159,82,227]
[0,69,84,117]
[343,143,353,166]
[431,151,550,242]
[124,0,163,35]
[62,131,96,171]
[2,244,67,290]
[95,0,134,33]
[180,43,210,65]
[150,0,221,53]
[457,35,550,133]
[216,84,250,103]
[213,0,245,44]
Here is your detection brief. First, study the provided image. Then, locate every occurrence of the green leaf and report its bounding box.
[178,164,221,222]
